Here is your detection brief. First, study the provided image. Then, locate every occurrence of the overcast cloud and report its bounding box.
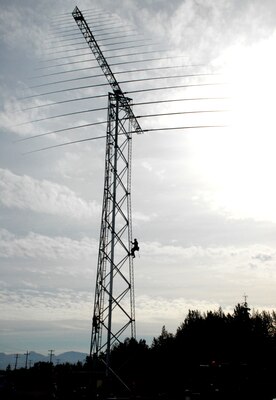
[1,0,276,355]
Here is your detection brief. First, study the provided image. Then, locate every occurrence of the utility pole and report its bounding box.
[14,354,19,370]
[48,349,55,364]
[24,350,29,369]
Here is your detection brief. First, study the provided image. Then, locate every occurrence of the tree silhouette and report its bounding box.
[2,302,276,399]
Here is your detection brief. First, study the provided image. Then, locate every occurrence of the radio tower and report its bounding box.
[72,7,143,376]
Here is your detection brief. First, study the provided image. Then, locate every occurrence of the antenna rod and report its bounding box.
[72,6,143,134]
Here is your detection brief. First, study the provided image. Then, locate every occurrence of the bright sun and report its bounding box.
[191,33,276,223]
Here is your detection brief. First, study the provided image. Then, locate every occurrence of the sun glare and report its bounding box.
[191,35,276,222]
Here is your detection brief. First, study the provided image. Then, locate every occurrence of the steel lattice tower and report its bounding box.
[72,7,143,373]
[91,92,136,361]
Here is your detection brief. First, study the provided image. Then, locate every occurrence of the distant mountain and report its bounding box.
[57,351,88,365]
[0,351,88,370]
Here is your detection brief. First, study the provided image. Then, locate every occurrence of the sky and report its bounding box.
[1,0,276,357]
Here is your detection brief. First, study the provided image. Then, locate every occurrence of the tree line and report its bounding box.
[109,302,276,399]
[2,302,276,399]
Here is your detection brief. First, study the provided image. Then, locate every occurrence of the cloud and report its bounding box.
[2,0,276,355]
[0,229,97,260]
[133,241,276,309]
[169,0,276,61]
[133,211,157,223]
[0,93,54,137]
[136,294,221,326]
[0,168,100,219]
[0,287,93,322]
[0,229,98,296]
[252,253,273,263]
[0,3,52,57]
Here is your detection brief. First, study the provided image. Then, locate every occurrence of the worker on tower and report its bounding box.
[130,239,139,258]
[92,315,99,332]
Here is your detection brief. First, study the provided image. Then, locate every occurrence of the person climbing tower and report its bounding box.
[130,238,139,258]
